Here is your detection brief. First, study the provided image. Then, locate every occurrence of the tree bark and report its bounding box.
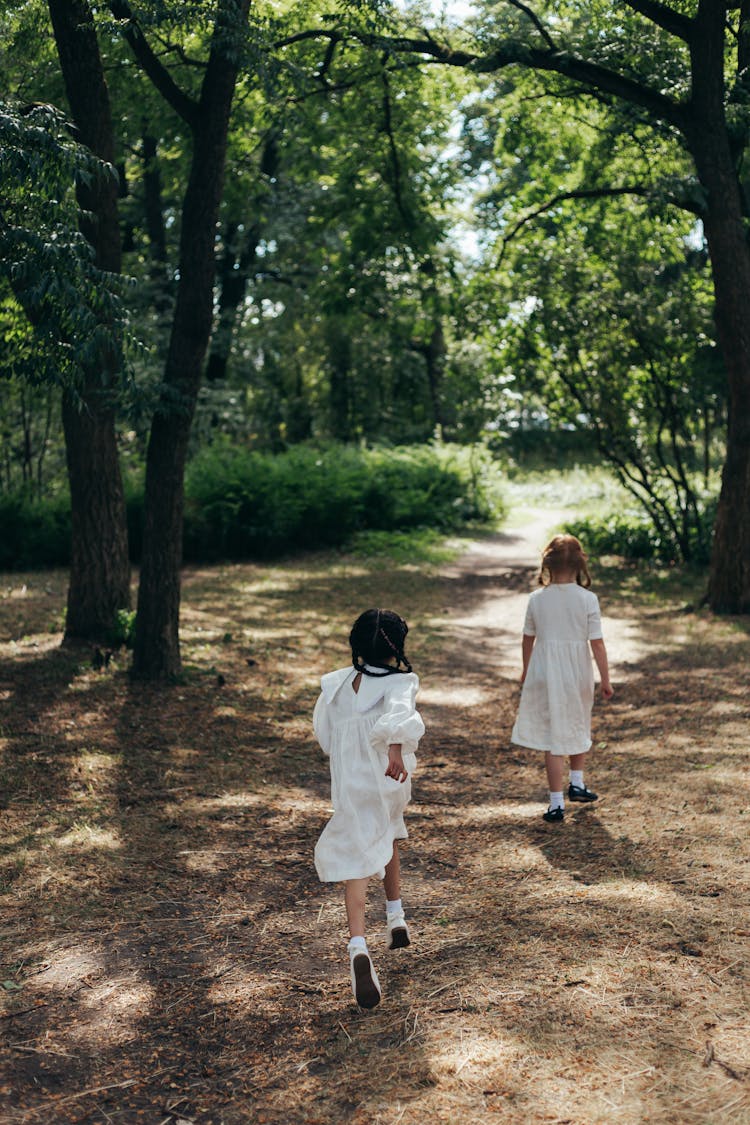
[47,0,131,640]
[131,0,250,679]
[684,2,750,611]
[205,220,260,383]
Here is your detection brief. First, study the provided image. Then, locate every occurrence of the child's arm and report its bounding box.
[590,638,614,699]
[385,743,408,783]
[520,634,535,684]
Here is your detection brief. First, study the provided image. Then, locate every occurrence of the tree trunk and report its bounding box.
[131,0,250,679]
[696,178,750,611]
[47,0,131,639]
[205,220,260,383]
[686,7,750,611]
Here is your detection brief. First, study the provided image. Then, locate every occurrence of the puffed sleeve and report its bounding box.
[313,692,332,755]
[369,673,425,755]
[522,596,536,636]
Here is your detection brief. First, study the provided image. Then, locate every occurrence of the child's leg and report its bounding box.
[383,843,410,949]
[344,877,369,939]
[545,751,564,795]
[344,877,382,1008]
[543,752,565,820]
[383,842,401,903]
[568,752,598,801]
[569,752,586,789]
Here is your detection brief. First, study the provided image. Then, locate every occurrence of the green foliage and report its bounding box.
[0,102,131,392]
[182,441,504,560]
[107,608,137,649]
[0,490,70,569]
[0,443,503,570]
[565,497,717,566]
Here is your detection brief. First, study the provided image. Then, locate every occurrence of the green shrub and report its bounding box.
[182,442,504,561]
[565,499,716,565]
[0,490,70,568]
[0,443,505,570]
[565,512,662,561]
[107,608,136,648]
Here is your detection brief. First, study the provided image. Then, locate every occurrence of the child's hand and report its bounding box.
[386,744,408,783]
[601,681,614,700]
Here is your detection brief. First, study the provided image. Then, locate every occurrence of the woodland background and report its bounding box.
[4,0,750,681]
[2,4,750,1122]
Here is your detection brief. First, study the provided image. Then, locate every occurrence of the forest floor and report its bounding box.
[1,496,749,1125]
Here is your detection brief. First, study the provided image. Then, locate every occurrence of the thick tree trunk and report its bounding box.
[696,181,750,612]
[132,0,250,679]
[686,8,750,612]
[47,0,131,640]
[62,394,131,635]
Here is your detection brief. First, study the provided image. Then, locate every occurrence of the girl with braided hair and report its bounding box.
[511,534,613,822]
[313,608,424,1009]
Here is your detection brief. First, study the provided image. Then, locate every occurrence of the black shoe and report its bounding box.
[568,783,598,802]
[542,806,564,822]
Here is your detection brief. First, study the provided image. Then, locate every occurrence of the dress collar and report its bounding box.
[320,665,393,711]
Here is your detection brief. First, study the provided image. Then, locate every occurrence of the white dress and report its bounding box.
[511,583,603,755]
[313,666,424,882]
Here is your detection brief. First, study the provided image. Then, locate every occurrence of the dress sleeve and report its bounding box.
[312,692,332,755]
[587,593,604,640]
[369,673,425,755]
[522,596,536,636]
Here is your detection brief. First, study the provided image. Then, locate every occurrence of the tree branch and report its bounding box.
[622,0,693,42]
[474,43,687,129]
[277,27,686,127]
[505,0,558,51]
[497,186,701,262]
[107,0,199,127]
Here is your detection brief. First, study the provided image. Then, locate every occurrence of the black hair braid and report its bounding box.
[349,608,413,677]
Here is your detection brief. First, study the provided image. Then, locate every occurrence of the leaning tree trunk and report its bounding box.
[132,1,250,680]
[48,0,131,639]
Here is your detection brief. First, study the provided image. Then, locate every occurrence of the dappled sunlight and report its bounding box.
[65,977,157,1046]
[3,520,750,1123]
[29,942,106,993]
[418,684,489,708]
[54,824,122,852]
[432,1027,517,1078]
[417,800,542,827]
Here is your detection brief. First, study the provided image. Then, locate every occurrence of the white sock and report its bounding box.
[570,770,584,789]
[549,791,564,810]
[348,935,367,953]
[386,898,402,917]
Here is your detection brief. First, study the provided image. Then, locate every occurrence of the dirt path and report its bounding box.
[1,515,749,1124]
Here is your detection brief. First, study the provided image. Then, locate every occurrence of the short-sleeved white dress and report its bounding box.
[313,666,424,883]
[511,583,603,756]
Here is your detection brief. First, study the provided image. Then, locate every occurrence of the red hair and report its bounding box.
[538,534,591,588]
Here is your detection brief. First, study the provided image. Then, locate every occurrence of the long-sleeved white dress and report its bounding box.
[511,583,603,755]
[313,666,424,882]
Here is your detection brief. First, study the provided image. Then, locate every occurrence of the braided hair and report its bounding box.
[349,608,413,677]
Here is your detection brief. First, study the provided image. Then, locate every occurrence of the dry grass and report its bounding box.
[0,525,749,1124]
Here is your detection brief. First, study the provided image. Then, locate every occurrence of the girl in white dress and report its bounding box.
[511,535,613,822]
[313,608,424,1008]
